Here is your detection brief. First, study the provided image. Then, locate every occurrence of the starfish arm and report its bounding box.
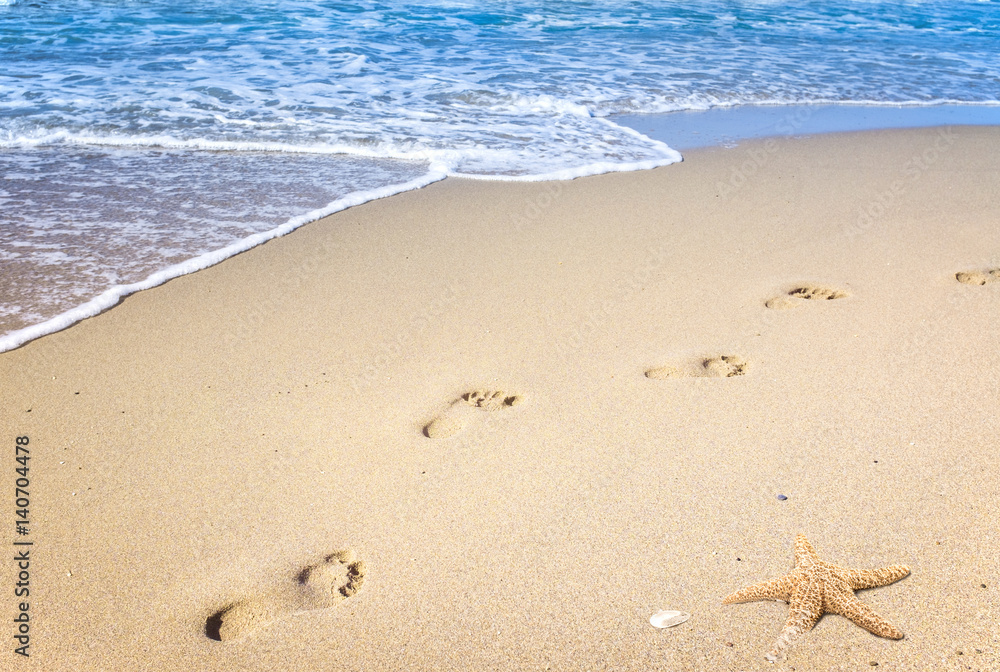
[824,588,904,639]
[840,564,910,590]
[764,582,824,662]
[723,574,795,604]
[793,534,820,567]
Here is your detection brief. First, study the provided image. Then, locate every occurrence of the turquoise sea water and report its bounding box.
[2,0,999,349]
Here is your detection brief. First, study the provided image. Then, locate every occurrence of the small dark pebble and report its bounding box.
[726,642,734,647]
[870,662,878,667]
[957,651,964,655]
[737,557,741,561]
[874,460,878,463]
[981,583,987,588]
[777,494,788,501]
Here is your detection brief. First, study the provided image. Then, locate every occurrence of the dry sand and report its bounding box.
[1,126,998,671]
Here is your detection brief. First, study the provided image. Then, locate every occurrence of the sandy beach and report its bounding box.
[2,126,998,671]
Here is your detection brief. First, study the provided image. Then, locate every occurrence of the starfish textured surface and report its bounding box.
[723,534,910,662]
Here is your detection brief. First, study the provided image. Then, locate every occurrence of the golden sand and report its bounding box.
[2,127,998,670]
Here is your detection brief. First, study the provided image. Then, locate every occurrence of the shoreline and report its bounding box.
[5,105,1000,355]
[614,103,1000,150]
[1,126,998,670]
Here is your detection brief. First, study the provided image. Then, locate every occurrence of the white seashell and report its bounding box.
[649,610,691,628]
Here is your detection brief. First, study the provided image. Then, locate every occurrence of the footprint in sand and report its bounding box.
[423,390,524,439]
[765,284,850,310]
[645,355,748,379]
[956,268,1000,286]
[205,549,366,642]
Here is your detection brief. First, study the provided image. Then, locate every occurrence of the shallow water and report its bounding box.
[615,104,1000,150]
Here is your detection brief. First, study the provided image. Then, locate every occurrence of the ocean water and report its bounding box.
[2,0,999,351]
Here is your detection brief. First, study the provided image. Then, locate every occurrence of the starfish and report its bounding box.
[723,534,910,662]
